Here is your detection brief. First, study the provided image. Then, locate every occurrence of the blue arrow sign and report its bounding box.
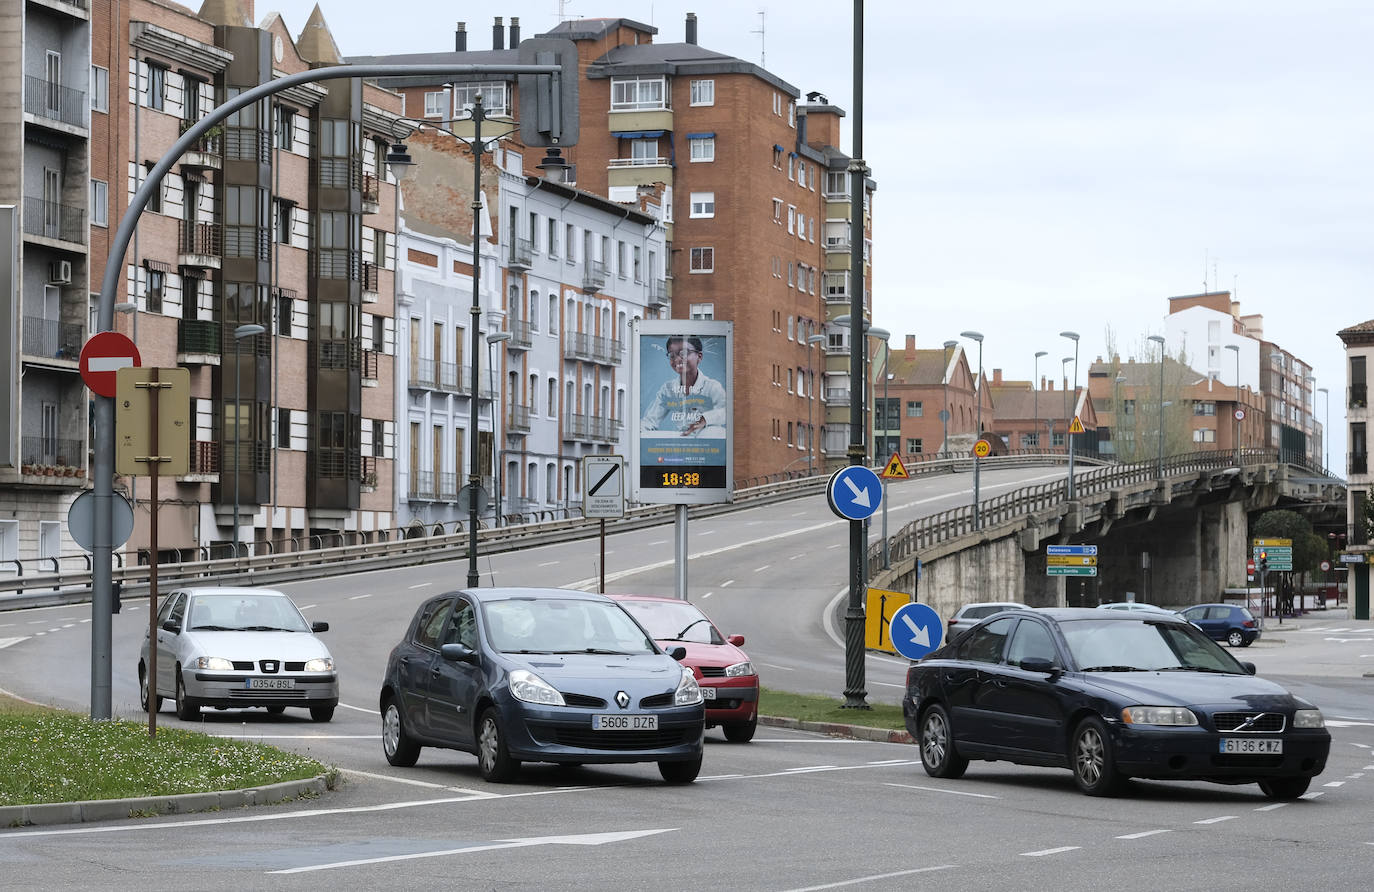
[1047,545,1098,556]
[826,466,883,521]
[889,602,943,660]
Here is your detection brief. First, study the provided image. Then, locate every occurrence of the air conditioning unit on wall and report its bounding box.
[48,260,72,284]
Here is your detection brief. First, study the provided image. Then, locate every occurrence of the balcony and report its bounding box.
[21,316,82,362]
[825,387,851,407]
[507,404,532,433]
[19,436,85,483]
[362,261,380,303]
[362,349,380,383]
[1352,453,1369,477]
[23,76,87,131]
[438,360,464,394]
[563,331,623,366]
[313,248,360,281]
[177,439,220,483]
[408,470,437,501]
[824,237,851,254]
[508,237,533,270]
[565,413,622,444]
[361,173,381,214]
[824,342,849,355]
[1351,383,1368,410]
[409,359,437,391]
[176,319,222,364]
[178,119,222,170]
[23,197,86,246]
[648,279,669,310]
[508,318,534,351]
[438,471,459,502]
[583,260,608,293]
[178,221,222,269]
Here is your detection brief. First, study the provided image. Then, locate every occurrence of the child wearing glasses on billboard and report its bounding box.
[640,335,728,437]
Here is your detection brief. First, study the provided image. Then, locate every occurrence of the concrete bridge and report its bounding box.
[869,448,1348,619]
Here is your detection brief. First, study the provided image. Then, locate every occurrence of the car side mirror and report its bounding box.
[1019,657,1061,677]
[668,646,687,661]
[727,634,745,647]
[439,643,479,665]
[1240,661,1257,676]
[311,621,329,633]
[161,619,179,633]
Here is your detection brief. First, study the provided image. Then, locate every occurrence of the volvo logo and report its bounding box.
[615,690,631,709]
[1232,713,1267,732]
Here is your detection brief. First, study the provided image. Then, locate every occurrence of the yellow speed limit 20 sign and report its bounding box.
[973,439,991,457]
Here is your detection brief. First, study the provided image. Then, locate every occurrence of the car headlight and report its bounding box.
[1121,706,1198,726]
[508,669,566,706]
[724,660,755,678]
[303,657,334,673]
[190,656,234,671]
[1293,708,1325,729]
[674,666,703,706]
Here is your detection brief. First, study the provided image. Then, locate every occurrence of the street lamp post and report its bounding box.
[232,323,265,556]
[1304,374,1317,467]
[1318,386,1330,470]
[1114,373,1126,456]
[868,328,891,569]
[1033,350,1047,450]
[941,339,956,455]
[961,331,984,528]
[1226,344,1241,466]
[807,333,825,474]
[1061,356,1072,441]
[1060,331,1080,499]
[487,331,512,526]
[1148,335,1166,478]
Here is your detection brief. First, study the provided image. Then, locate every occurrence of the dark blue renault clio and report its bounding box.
[380,587,706,783]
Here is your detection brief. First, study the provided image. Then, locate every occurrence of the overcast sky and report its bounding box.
[266,0,1370,465]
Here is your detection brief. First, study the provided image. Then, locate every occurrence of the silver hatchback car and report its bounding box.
[139,586,338,722]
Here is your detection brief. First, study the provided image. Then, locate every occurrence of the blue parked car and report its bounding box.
[379,587,706,783]
[1180,603,1262,647]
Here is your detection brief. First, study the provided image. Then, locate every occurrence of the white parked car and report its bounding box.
[946,601,1029,635]
[139,586,338,722]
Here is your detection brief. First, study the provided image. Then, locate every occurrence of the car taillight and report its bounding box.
[1242,619,1255,628]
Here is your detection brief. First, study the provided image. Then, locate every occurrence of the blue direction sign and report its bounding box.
[889,602,944,660]
[826,465,883,521]
[1047,545,1098,556]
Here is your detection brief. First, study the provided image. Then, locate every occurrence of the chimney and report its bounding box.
[493,16,504,51]
[685,12,698,45]
[455,22,466,52]
[904,334,915,359]
[1048,380,1055,391]
[509,17,520,46]
[992,369,1003,386]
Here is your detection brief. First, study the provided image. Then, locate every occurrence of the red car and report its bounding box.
[610,594,759,742]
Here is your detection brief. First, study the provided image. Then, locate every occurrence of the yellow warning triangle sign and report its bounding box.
[881,452,909,479]
[1069,415,1085,434]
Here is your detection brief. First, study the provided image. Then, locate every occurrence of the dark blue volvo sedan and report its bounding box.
[380,587,706,783]
[903,608,1330,799]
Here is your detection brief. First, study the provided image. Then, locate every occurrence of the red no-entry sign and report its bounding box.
[79,331,142,397]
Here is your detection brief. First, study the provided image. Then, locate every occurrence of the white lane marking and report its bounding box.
[0,637,31,650]
[0,623,11,629]
[871,681,904,688]
[1254,803,1288,812]
[27,621,45,625]
[80,618,90,624]
[720,579,734,587]
[1349,774,1365,779]
[789,553,803,560]
[341,769,499,796]
[867,759,912,765]
[338,702,376,714]
[1194,816,1237,825]
[1326,720,1374,728]
[1300,792,1325,800]
[61,623,75,629]
[648,540,667,546]
[826,542,843,549]
[781,865,957,891]
[407,583,432,589]
[699,530,716,536]
[1022,846,1079,857]
[210,734,380,740]
[348,594,372,600]
[754,565,771,573]
[1116,829,1173,839]
[1323,781,1345,787]
[885,783,1000,800]
[46,628,60,633]
[756,661,794,671]
[538,561,559,567]
[791,511,806,517]
[298,604,316,610]
[701,592,713,599]
[784,765,839,772]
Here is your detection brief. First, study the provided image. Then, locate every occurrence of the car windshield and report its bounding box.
[484,598,657,655]
[186,594,310,632]
[617,600,724,645]
[1060,619,1245,673]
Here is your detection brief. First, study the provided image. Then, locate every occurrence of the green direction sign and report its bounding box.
[1252,546,1293,557]
[1048,566,1098,577]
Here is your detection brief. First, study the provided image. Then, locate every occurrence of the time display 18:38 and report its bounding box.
[641,467,726,488]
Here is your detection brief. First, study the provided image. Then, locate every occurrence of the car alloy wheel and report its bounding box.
[1072,717,1125,796]
[1227,630,1245,647]
[382,698,420,767]
[139,664,162,713]
[477,707,519,783]
[174,671,199,721]
[919,704,968,779]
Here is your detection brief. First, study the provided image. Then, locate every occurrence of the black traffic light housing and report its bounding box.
[517,38,579,148]
[1258,551,1268,575]
[111,581,122,614]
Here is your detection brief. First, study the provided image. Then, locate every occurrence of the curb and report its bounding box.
[0,774,330,830]
[760,714,914,745]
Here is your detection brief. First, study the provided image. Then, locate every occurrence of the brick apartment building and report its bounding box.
[354,13,875,482]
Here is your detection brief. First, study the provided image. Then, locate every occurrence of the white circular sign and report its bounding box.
[1320,560,1331,571]
[274,35,284,63]
[1234,408,1245,421]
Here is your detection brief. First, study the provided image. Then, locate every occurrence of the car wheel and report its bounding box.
[1258,776,1310,800]
[381,697,421,767]
[477,707,519,783]
[659,756,702,784]
[266,705,286,715]
[174,670,199,721]
[1072,716,1126,796]
[1227,630,1245,647]
[309,705,335,723]
[723,716,758,743]
[138,664,162,713]
[919,704,968,779]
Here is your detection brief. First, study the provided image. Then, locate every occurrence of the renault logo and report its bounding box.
[615,690,631,709]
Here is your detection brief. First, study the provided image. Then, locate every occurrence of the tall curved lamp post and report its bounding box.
[1060,331,1080,499]
[941,339,957,455]
[1318,386,1329,470]
[487,331,512,526]
[1303,374,1317,467]
[867,327,892,568]
[807,333,826,474]
[232,323,265,555]
[1033,350,1048,450]
[1148,335,1166,478]
[1225,344,1241,465]
[960,330,984,528]
[1114,373,1126,457]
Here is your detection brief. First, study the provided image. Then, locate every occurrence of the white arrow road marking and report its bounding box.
[87,356,136,372]
[269,829,675,874]
[843,475,871,508]
[900,612,930,648]
[0,637,30,650]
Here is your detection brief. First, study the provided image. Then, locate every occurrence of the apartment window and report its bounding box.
[689,247,714,273]
[610,76,667,110]
[146,63,166,111]
[688,136,715,162]
[689,303,715,320]
[787,262,795,287]
[629,138,659,163]
[772,146,784,168]
[787,206,796,233]
[423,91,446,117]
[274,106,295,149]
[277,294,293,336]
[808,166,816,190]
[1194,401,1216,416]
[90,180,108,227]
[772,93,782,115]
[547,218,558,258]
[146,269,164,314]
[453,82,509,117]
[1122,399,1136,415]
[690,79,714,106]
[274,199,294,245]
[618,241,628,277]
[907,438,924,454]
[277,408,291,448]
[906,401,923,417]
[90,65,109,113]
[772,256,782,278]
[787,155,795,180]
[1192,428,1217,443]
[1052,432,1065,447]
[788,101,796,126]
[143,164,162,213]
[825,171,848,196]
[632,245,642,281]
[773,198,783,223]
[689,192,715,218]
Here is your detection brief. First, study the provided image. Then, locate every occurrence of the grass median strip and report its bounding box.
[0,694,329,808]
[760,688,907,732]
